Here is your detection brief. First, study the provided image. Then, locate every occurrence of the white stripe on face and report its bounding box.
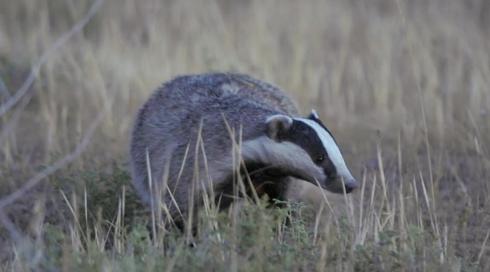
[294,118,354,181]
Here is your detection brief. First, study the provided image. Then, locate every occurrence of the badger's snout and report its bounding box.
[343,178,358,193]
[323,175,358,194]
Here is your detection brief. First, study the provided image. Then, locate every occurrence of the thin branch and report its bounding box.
[0,104,108,210]
[0,0,104,118]
[0,210,23,242]
[0,91,33,146]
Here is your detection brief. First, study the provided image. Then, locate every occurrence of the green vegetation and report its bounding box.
[0,0,489,271]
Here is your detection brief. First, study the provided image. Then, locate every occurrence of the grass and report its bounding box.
[0,0,489,271]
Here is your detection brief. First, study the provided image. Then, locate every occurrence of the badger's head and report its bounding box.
[242,110,357,194]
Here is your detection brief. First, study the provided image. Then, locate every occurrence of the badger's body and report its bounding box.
[130,73,357,225]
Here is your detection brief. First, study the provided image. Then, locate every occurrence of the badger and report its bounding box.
[130,73,357,226]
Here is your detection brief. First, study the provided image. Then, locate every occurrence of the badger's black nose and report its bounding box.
[344,179,358,193]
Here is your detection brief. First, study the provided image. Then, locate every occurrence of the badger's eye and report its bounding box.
[316,155,325,163]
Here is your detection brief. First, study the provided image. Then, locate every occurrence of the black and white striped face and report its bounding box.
[263,111,358,194]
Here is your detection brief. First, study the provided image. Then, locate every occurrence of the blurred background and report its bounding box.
[1,0,488,167]
[0,0,489,270]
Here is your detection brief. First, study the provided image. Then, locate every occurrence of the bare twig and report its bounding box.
[477,229,490,265]
[0,105,108,210]
[0,91,33,146]
[0,210,23,242]
[0,0,104,118]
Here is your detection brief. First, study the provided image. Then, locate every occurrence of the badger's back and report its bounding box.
[130,73,298,216]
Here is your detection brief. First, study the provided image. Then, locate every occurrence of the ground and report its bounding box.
[0,0,489,271]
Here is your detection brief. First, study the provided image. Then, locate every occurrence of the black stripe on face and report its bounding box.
[276,120,337,178]
[308,114,338,145]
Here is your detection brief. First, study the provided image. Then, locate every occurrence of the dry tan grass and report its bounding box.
[0,0,489,270]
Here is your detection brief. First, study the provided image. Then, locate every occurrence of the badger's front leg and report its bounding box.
[252,176,291,207]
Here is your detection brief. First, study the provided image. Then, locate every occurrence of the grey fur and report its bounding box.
[130,73,355,225]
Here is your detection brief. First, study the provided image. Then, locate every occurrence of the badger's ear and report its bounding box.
[265,114,293,141]
[308,109,320,120]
